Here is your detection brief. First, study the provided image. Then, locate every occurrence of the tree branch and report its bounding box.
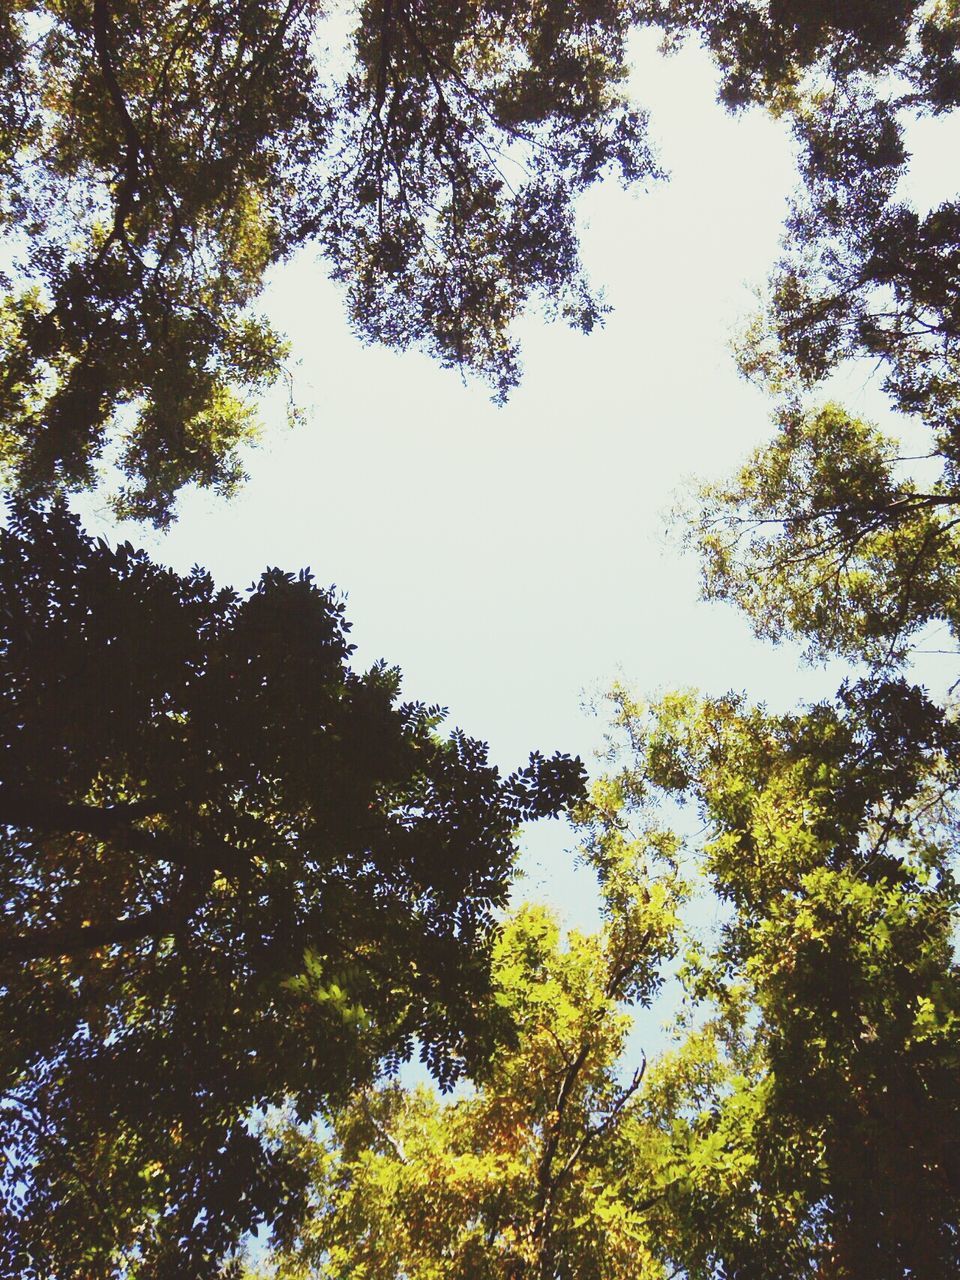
[0,860,212,959]
[1,899,177,960]
[0,784,246,877]
[91,0,148,267]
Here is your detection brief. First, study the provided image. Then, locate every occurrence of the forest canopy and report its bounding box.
[1,2,960,1278]
[252,674,960,1279]
[0,0,657,521]
[0,504,584,1275]
[2,0,959,520]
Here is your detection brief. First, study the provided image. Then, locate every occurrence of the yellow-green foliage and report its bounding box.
[256,879,686,1280]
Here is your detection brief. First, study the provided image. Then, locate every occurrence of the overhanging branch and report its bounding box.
[0,784,246,877]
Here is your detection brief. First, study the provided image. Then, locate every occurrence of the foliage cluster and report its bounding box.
[0,505,584,1276]
[256,673,960,1280]
[4,1,960,524]
[258,880,681,1280]
[1,2,960,1278]
[0,0,657,522]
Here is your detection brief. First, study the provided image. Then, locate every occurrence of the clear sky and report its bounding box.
[76,30,960,930]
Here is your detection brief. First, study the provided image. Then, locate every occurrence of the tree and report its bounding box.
[0,503,585,1279]
[656,0,960,432]
[5,1,960,524]
[590,678,960,1279]
[262,671,960,1280]
[691,400,960,667]
[250,850,686,1280]
[0,0,657,523]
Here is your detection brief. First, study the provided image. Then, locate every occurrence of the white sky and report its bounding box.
[77,31,960,930]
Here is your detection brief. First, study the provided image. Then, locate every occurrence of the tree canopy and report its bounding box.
[3,0,960,520]
[616,676,960,1278]
[662,0,960,431]
[0,504,584,1278]
[257,674,960,1280]
[248,862,686,1280]
[3,3,960,1276]
[692,400,960,666]
[0,0,656,522]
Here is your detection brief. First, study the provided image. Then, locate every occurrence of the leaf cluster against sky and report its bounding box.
[3,3,960,1276]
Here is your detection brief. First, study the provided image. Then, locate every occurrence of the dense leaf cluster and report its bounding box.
[2,3,960,1277]
[0,0,657,522]
[277,674,960,1279]
[0,505,584,1277]
[629,676,960,1279]
[254,872,685,1280]
[693,402,960,664]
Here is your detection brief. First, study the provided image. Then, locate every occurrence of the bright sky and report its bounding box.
[76,31,960,930]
